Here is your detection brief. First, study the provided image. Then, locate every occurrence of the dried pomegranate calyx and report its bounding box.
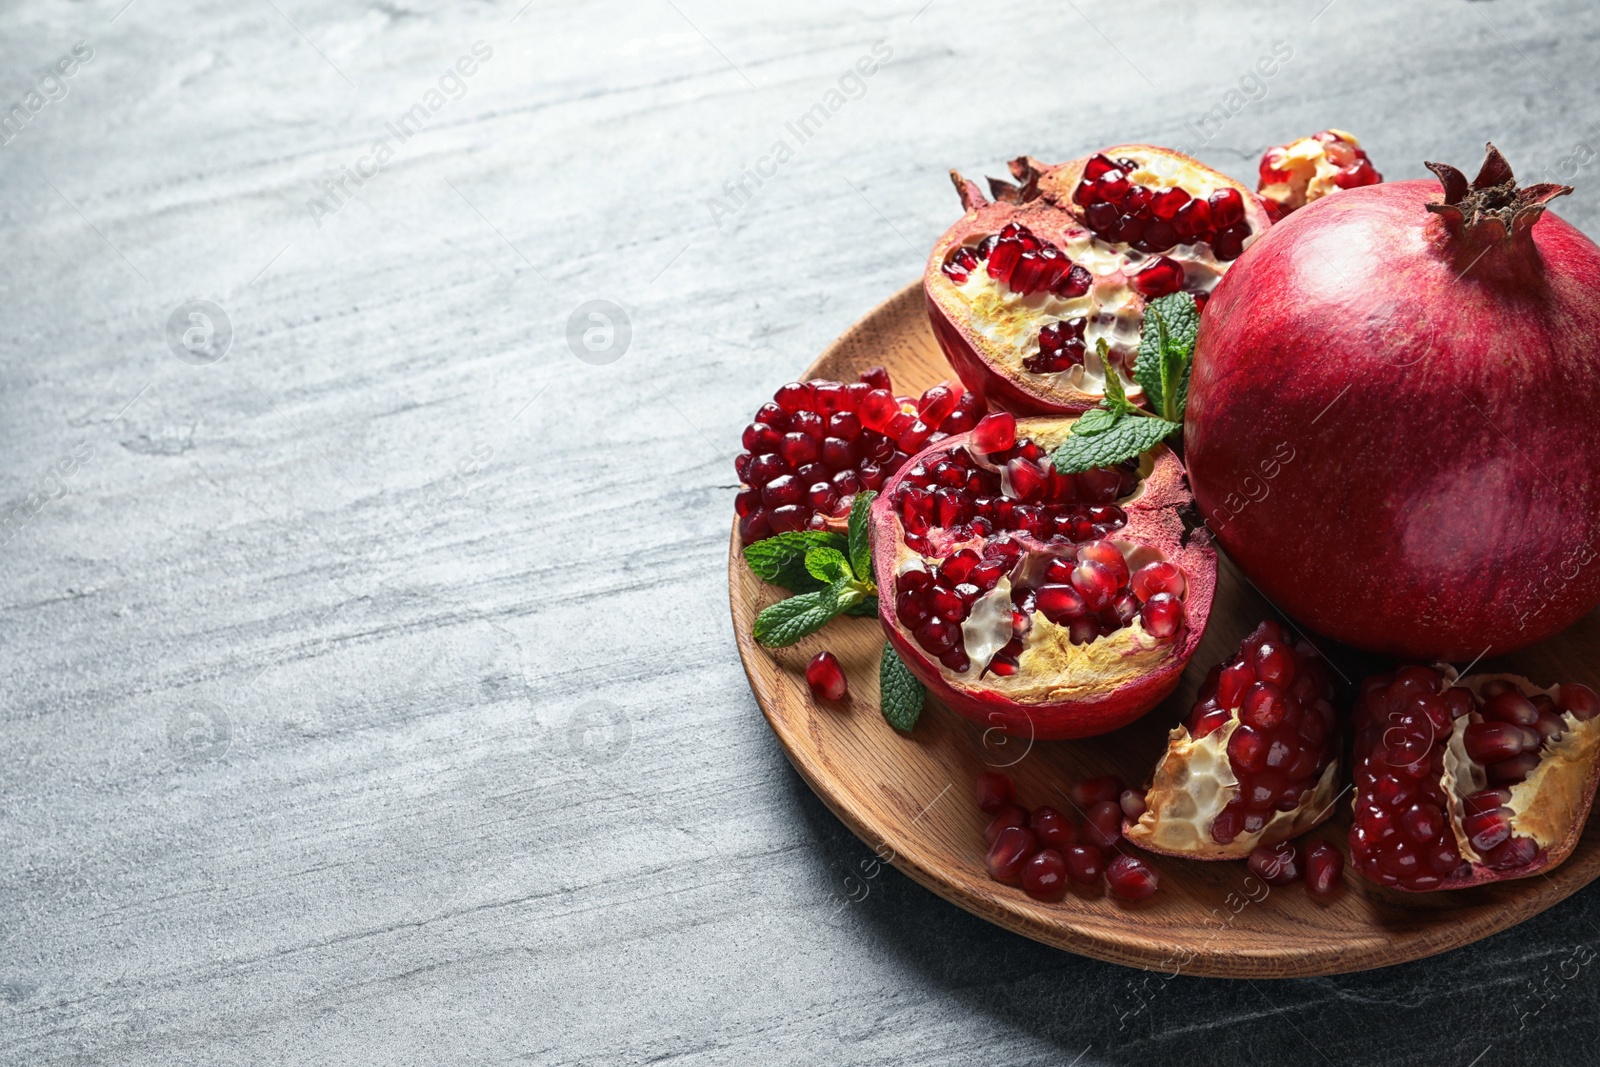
[1425,142,1573,243]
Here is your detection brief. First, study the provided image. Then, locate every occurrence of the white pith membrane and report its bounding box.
[1125,720,1341,859]
[1257,128,1366,213]
[889,421,1186,704]
[939,149,1256,399]
[1437,668,1600,865]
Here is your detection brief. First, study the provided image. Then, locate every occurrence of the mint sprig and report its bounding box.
[751,491,878,647]
[743,530,847,592]
[1052,293,1199,475]
[879,643,925,732]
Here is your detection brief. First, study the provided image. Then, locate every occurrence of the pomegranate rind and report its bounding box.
[1350,666,1600,891]
[870,417,1216,740]
[1124,721,1340,860]
[925,145,1272,416]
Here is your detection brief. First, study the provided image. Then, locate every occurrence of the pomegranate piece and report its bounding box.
[736,367,985,544]
[1303,839,1344,898]
[872,416,1217,740]
[1256,129,1382,215]
[1349,667,1600,891]
[927,147,1272,416]
[804,651,847,701]
[1190,144,1600,658]
[1124,621,1339,859]
[1105,855,1159,900]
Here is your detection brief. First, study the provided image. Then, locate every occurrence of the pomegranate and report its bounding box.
[1257,129,1382,216]
[1124,621,1339,858]
[870,417,1216,739]
[735,366,984,544]
[926,148,1272,415]
[1187,144,1600,659]
[1350,665,1600,891]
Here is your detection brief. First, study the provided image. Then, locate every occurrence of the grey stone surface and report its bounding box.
[3,1,1599,1064]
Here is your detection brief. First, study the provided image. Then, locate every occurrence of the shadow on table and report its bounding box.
[783,761,1600,1067]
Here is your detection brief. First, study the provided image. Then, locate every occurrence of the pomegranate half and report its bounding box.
[925,147,1272,415]
[1187,144,1600,659]
[870,415,1216,739]
[1350,665,1600,891]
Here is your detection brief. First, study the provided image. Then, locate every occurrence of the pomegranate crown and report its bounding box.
[1424,142,1572,242]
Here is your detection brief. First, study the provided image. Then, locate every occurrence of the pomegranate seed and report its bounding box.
[1560,683,1600,720]
[1464,809,1512,853]
[1069,559,1118,610]
[1248,841,1301,886]
[1063,844,1103,884]
[1487,751,1541,784]
[1132,255,1185,298]
[1241,681,1286,729]
[1464,721,1527,764]
[1120,788,1147,820]
[768,505,809,533]
[1207,187,1245,228]
[738,509,771,544]
[1069,775,1125,808]
[1035,583,1089,623]
[1022,849,1068,901]
[1105,855,1158,900]
[1130,560,1184,601]
[986,825,1036,884]
[1139,593,1184,640]
[984,803,1030,845]
[1212,223,1250,261]
[857,389,898,432]
[859,366,891,391]
[975,771,1015,814]
[1082,801,1123,849]
[1030,806,1079,850]
[1483,836,1538,870]
[1463,787,1511,817]
[1304,840,1344,898]
[804,651,848,701]
[971,412,1016,455]
[1482,690,1539,726]
[1083,153,1118,181]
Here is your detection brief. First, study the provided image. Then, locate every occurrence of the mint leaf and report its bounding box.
[847,490,876,581]
[1097,339,1140,417]
[1134,293,1199,422]
[745,530,847,591]
[844,595,879,618]
[805,547,850,584]
[1052,413,1180,474]
[1072,407,1118,436]
[880,643,925,732]
[753,588,839,647]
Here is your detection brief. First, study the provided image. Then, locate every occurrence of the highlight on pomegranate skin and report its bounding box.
[1256,128,1382,216]
[871,417,1216,740]
[925,146,1272,416]
[735,366,984,544]
[1124,621,1341,859]
[1350,666,1600,891]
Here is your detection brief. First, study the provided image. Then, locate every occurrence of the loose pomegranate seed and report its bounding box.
[1030,806,1079,850]
[804,651,847,701]
[1303,839,1344,898]
[971,412,1016,454]
[1120,788,1147,820]
[1022,849,1068,901]
[987,825,1036,884]
[1106,855,1158,900]
[1083,801,1123,849]
[975,771,1015,814]
[984,803,1030,845]
[1069,775,1125,808]
[1063,843,1103,884]
[1247,841,1301,886]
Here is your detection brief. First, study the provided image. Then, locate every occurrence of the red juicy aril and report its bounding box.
[1125,621,1339,858]
[1257,129,1382,217]
[925,147,1272,416]
[870,416,1215,739]
[1187,144,1600,658]
[735,367,984,544]
[1350,666,1600,891]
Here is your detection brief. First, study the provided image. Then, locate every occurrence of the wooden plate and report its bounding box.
[729,280,1600,978]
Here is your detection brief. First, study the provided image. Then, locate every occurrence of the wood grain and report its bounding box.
[730,280,1600,978]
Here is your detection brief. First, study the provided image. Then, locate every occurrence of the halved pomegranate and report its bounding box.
[1257,129,1382,216]
[925,147,1272,415]
[1350,665,1600,891]
[735,367,984,543]
[870,416,1215,739]
[1124,621,1339,858]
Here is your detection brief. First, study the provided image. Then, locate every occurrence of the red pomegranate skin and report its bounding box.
[1187,175,1600,659]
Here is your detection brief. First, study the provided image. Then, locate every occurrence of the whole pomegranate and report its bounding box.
[1186,144,1600,659]
[870,415,1216,739]
[926,147,1271,415]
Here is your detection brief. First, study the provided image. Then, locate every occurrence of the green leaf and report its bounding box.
[844,595,880,618]
[745,530,847,592]
[1097,339,1140,417]
[847,490,877,582]
[1071,407,1118,436]
[829,575,869,613]
[1051,413,1181,474]
[1134,293,1199,423]
[805,546,850,584]
[753,588,840,647]
[879,643,925,732]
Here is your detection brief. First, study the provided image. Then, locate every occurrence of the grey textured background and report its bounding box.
[3,1,1599,1064]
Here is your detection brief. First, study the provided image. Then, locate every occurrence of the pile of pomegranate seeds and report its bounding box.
[1351,669,1600,890]
[735,366,985,544]
[977,771,1158,902]
[804,651,847,701]
[1074,153,1253,261]
[1185,622,1336,845]
[1247,838,1344,898]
